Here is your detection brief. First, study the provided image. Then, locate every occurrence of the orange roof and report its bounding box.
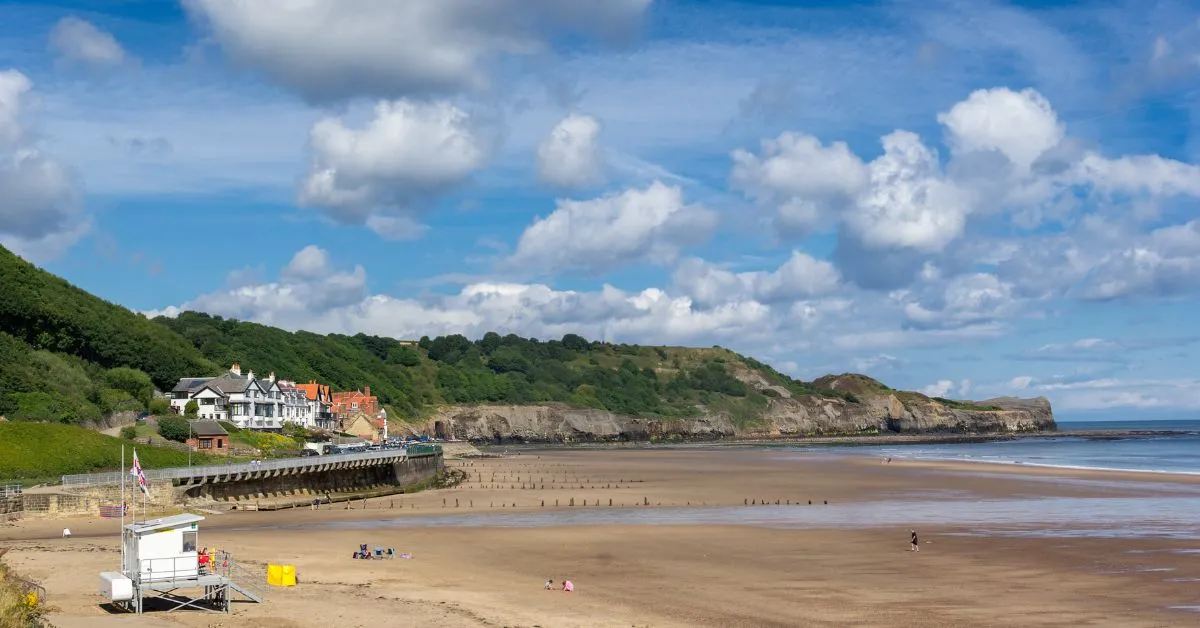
[296,381,329,401]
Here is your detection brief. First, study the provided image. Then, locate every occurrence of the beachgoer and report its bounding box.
[562,580,574,592]
[910,530,920,552]
[545,579,554,590]
[199,548,210,574]
[61,528,71,538]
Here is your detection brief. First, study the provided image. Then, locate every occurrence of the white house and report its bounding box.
[277,379,313,428]
[168,364,285,430]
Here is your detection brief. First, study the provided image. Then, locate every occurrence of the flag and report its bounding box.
[130,449,149,496]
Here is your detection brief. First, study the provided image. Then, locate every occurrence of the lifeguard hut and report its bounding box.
[99,513,264,614]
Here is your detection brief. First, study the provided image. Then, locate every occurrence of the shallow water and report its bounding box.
[231,495,1200,540]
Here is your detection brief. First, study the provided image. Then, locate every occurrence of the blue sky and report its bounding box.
[2,0,1199,420]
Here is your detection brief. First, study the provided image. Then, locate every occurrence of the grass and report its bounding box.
[934,398,1005,412]
[0,421,215,483]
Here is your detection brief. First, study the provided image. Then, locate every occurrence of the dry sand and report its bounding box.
[3,448,1200,627]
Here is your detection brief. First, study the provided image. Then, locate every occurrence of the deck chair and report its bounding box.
[373,547,384,558]
[386,548,395,558]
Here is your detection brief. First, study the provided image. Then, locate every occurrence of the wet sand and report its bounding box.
[3,449,1200,627]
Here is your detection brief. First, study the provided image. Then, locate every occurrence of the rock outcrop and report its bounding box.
[409,373,1056,444]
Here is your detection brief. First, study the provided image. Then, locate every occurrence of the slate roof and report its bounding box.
[204,373,250,395]
[189,420,228,436]
[171,377,213,393]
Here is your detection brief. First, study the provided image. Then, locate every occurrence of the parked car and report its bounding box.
[298,448,320,457]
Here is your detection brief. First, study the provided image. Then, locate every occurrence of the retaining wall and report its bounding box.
[182,453,444,502]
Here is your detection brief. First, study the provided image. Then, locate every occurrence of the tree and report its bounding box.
[561,333,589,352]
[157,415,190,442]
[120,425,138,439]
[184,400,199,416]
[104,367,155,407]
[148,398,170,415]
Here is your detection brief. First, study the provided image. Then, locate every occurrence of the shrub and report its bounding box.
[157,416,190,442]
[148,398,170,415]
[183,400,198,417]
[119,425,138,440]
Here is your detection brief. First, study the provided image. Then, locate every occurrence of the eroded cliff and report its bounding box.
[410,373,1056,443]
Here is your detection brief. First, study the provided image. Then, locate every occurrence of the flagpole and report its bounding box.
[120,444,125,571]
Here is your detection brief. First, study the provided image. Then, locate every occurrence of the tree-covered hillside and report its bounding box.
[0,246,217,422]
[155,312,856,422]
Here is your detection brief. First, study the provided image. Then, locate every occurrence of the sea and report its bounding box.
[839,419,1200,475]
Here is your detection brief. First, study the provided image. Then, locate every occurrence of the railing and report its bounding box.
[213,550,267,601]
[62,448,411,487]
[135,555,200,583]
[1,484,20,498]
[407,444,443,456]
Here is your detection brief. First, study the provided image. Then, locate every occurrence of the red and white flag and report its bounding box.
[130,449,149,496]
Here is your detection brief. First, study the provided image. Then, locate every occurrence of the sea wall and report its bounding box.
[181,453,444,502]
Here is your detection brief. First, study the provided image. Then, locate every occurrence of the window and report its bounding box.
[217,440,223,449]
[182,531,197,553]
[199,439,212,449]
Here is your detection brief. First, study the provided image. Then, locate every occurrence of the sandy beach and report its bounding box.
[3,448,1200,627]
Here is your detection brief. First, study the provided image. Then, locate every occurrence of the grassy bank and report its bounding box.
[0,422,211,483]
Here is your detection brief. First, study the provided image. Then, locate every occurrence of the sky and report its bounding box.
[1,0,1199,421]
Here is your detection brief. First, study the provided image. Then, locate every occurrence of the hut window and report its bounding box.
[182,531,197,553]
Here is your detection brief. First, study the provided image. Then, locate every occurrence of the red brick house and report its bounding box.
[186,420,230,455]
[331,387,380,421]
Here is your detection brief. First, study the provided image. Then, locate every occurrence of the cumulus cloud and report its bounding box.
[537,113,603,188]
[730,132,867,237]
[507,181,715,274]
[0,70,88,261]
[671,252,840,308]
[48,17,128,69]
[184,0,651,102]
[733,86,1200,303]
[1030,377,1200,411]
[1008,375,1033,390]
[149,244,788,347]
[921,378,971,398]
[298,99,487,237]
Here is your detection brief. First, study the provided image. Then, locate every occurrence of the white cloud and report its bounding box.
[507,181,715,274]
[48,17,128,69]
[184,0,651,102]
[899,272,1019,330]
[850,131,968,252]
[1008,375,1033,390]
[672,251,840,307]
[298,99,487,234]
[937,87,1064,174]
[0,70,88,261]
[281,245,331,280]
[922,379,954,397]
[537,113,604,188]
[730,132,867,236]
[1032,377,1200,411]
[149,244,788,348]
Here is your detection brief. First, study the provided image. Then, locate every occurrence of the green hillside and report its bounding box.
[0,242,856,428]
[0,422,210,482]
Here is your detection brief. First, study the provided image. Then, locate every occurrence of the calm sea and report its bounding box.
[838,420,1200,475]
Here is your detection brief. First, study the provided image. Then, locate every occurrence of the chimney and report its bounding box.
[363,386,370,398]
[247,369,255,381]
[268,372,276,383]
[230,363,241,375]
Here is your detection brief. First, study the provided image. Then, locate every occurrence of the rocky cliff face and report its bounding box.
[409,373,1056,444]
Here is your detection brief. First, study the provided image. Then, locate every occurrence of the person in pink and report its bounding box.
[562,580,574,592]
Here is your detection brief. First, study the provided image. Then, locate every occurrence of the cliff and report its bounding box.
[409,373,1056,443]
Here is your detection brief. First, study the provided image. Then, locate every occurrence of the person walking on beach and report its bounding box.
[910,530,920,552]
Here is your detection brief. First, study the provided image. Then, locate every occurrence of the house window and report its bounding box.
[217,440,223,449]
[182,531,197,553]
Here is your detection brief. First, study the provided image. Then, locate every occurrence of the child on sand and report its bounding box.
[545,579,554,590]
[910,530,920,552]
[563,580,574,592]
